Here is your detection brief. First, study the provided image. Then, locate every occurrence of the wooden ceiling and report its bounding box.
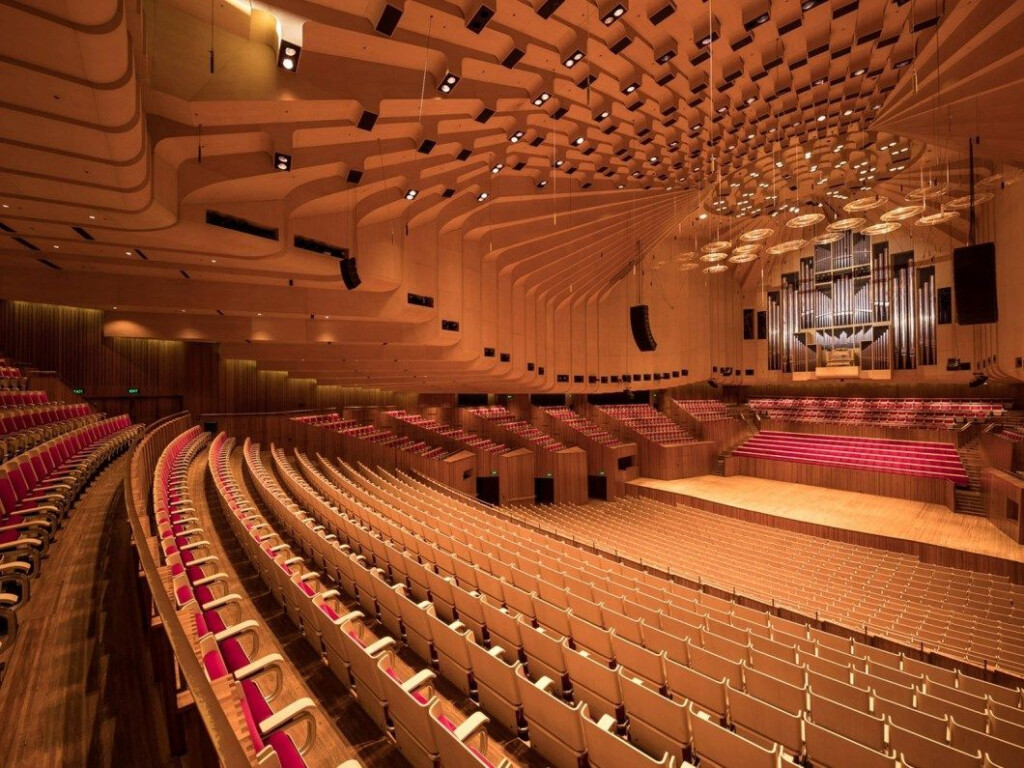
[1,0,1021,390]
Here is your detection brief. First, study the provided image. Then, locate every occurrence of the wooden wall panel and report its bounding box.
[0,299,417,421]
[759,419,979,447]
[982,469,1024,544]
[724,454,953,506]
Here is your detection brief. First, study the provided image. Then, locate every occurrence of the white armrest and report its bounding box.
[401,668,436,694]
[488,645,505,658]
[454,711,491,742]
[213,619,260,644]
[364,636,397,656]
[258,697,317,754]
[417,599,432,610]
[535,676,556,693]
[596,713,617,732]
[201,593,241,612]
[319,589,340,600]
[187,555,219,568]
[234,653,284,699]
[298,572,321,582]
[192,573,227,588]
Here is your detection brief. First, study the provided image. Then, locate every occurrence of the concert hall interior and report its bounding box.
[3,0,1024,766]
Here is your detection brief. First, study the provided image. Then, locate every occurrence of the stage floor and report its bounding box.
[628,474,1024,566]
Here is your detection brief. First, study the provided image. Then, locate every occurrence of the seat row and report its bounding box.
[506,495,1024,675]
[0,390,47,407]
[544,407,624,447]
[299,456,1023,768]
[675,400,731,423]
[240,437,522,767]
[173,431,359,768]
[597,405,695,445]
[0,414,138,669]
[732,431,970,486]
[339,461,1024,767]
[1,403,97,462]
[468,407,566,452]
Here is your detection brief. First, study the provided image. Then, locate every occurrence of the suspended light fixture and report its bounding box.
[700,252,729,263]
[943,192,995,211]
[843,194,888,212]
[861,221,901,236]
[680,261,700,271]
[765,239,807,255]
[677,251,696,262]
[880,204,924,221]
[740,228,774,242]
[915,210,959,226]
[702,240,732,252]
[811,231,845,245]
[728,251,758,263]
[906,181,952,201]
[786,212,825,228]
[977,173,1003,188]
[826,217,866,232]
[703,263,729,274]
[733,243,762,255]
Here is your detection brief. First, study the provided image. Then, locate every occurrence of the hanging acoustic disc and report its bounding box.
[942,192,995,211]
[677,251,696,262]
[729,252,759,263]
[703,263,729,274]
[880,204,924,222]
[977,173,1003,188]
[740,228,774,242]
[765,239,808,255]
[843,195,889,212]
[906,182,952,200]
[826,217,866,232]
[702,240,733,252]
[915,210,959,226]
[733,243,763,255]
[700,252,728,263]
[811,232,846,245]
[680,261,700,271]
[860,221,901,236]
[786,212,826,228]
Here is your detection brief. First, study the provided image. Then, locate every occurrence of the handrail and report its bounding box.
[199,407,335,419]
[124,413,252,766]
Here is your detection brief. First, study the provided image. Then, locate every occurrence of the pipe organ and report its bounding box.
[766,234,939,377]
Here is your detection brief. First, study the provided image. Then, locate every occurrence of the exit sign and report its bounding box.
[127,387,140,395]
[72,388,84,395]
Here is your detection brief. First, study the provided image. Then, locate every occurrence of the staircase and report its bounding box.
[711,455,727,476]
[955,439,987,516]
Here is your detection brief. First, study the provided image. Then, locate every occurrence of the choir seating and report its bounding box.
[749,397,1008,431]
[731,431,970,486]
[596,405,695,445]
[675,400,731,423]
[269,449,1024,768]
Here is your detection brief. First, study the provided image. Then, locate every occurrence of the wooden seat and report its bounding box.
[580,702,674,768]
[514,666,587,768]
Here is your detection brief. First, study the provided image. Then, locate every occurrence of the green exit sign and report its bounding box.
[72,388,84,396]
[127,387,140,395]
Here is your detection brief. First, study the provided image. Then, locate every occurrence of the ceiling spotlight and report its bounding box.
[843,108,854,116]
[622,82,640,94]
[477,192,489,202]
[572,136,585,146]
[274,152,292,171]
[405,189,419,200]
[491,163,504,173]
[893,58,912,69]
[532,91,551,106]
[277,41,301,72]
[438,72,460,93]
[801,0,826,10]
[656,48,676,65]
[553,159,565,168]
[537,180,548,188]
[596,110,610,121]
[743,10,770,32]
[852,68,866,76]
[716,105,729,114]
[509,130,525,143]
[816,114,826,122]
[745,96,756,105]
[602,3,627,25]
[564,50,585,68]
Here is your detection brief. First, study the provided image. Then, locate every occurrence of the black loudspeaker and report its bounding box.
[936,287,952,325]
[340,257,361,290]
[629,304,657,351]
[953,242,997,325]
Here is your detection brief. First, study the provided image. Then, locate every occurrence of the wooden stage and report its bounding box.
[628,474,1024,581]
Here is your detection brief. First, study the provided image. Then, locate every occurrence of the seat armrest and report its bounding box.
[364,636,397,656]
[401,668,436,695]
[454,711,491,742]
[258,697,318,755]
[233,653,284,699]
[192,572,227,588]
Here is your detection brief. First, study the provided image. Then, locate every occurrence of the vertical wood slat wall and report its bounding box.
[0,300,415,418]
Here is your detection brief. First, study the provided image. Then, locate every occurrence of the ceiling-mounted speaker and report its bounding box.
[465,1,495,32]
[340,258,361,290]
[629,304,657,352]
[953,242,997,325]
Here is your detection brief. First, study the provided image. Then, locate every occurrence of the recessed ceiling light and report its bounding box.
[564,50,584,67]
[477,192,489,202]
[817,114,826,122]
[211,259,216,263]
[537,180,547,188]
[572,137,585,146]
[88,215,95,220]
[622,82,639,94]
[53,244,59,249]
[274,152,292,171]
[602,3,627,25]
[405,189,419,200]
[533,92,551,106]
[853,68,866,76]
[491,163,504,173]
[509,130,525,143]
[277,41,301,72]
[438,72,460,93]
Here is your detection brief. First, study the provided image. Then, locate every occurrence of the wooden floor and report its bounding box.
[0,457,177,767]
[630,474,1024,566]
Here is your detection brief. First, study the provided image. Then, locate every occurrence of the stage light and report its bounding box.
[277,41,301,72]
[438,72,460,93]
